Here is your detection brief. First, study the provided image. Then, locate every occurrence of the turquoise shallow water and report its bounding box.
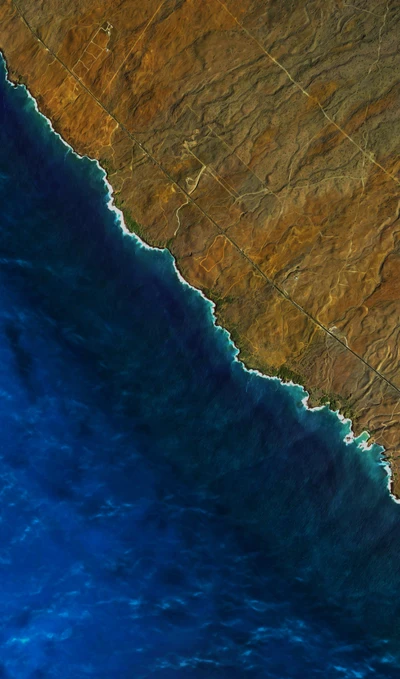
[1,54,400,678]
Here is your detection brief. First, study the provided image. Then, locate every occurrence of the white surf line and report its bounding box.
[3,53,398,504]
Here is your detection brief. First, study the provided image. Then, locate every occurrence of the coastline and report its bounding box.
[102,165,400,506]
[2,51,398,505]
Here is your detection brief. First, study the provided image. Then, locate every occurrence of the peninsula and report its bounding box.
[1,0,400,491]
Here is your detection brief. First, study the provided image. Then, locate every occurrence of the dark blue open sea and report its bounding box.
[2,54,400,679]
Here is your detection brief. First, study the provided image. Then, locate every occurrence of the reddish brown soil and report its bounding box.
[1,0,400,491]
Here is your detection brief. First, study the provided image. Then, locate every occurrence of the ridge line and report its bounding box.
[216,0,400,187]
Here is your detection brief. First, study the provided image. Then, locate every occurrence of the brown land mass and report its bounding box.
[1,0,400,491]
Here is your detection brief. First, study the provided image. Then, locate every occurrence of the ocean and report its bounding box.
[0,53,400,678]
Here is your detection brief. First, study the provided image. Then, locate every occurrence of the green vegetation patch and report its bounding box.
[273,364,306,387]
[319,392,356,421]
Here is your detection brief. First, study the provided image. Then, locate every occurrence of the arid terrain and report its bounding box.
[1,0,400,491]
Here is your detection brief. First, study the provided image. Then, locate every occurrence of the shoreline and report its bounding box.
[3,52,399,505]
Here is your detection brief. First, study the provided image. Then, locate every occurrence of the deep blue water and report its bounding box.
[1,54,400,678]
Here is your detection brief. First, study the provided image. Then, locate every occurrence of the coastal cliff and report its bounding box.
[1,0,400,491]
